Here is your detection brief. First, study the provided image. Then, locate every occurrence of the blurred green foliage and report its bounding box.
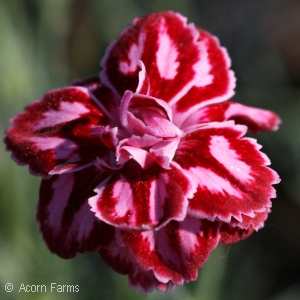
[1,0,300,299]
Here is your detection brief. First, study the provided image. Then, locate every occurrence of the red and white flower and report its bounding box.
[5,11,280,293]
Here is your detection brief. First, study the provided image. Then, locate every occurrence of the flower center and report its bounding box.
[116,90,182,169]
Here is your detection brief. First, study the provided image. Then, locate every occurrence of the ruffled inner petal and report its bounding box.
[150,139,180,169]
[117,146,156,169]
[120,92,181,138]
[117,90,182,169]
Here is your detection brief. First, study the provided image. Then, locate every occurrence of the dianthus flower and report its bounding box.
[5,11,280,293]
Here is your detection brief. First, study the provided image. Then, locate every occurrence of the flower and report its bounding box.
[5,11,280,293]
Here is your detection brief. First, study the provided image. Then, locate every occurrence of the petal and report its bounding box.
[219,222,255,245]
[120,91,181,138]
[5,87,111,177]
[150,139,181,169]
[127,109,181,138]
[91,125,118,149]
[174,121,280,230]
[74,76,120,122]
[37,166,115,258]
[116,134,162,168]
[118,134,162,149]
[95,156,123,171]
[100,12,204,103]
[218,209,270,245]
[89,160,196,230]
[120,216,220,286]
[181,101,281,133]
[116,138,181,170]
[100,230,173,294]
[172,29,236,128]
[73,75,101,89]
[117,146,156,169]
[136,60,150,95]
[49,160,95,175]
[230,209,271,230]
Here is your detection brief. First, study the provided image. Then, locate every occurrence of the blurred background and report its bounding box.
[0,0,300,299]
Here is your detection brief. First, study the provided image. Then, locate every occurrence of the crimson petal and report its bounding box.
[5,87,111,177]
[89,160,196,230]
[37,166,114,258]
[100,230,173,293]
[172,29,236,127]
[101,12,204,103]
[175,121,280,230]
[181,101,281,133]
[120,216,220,286]
[219,222,255,245]
[218,209,270,245]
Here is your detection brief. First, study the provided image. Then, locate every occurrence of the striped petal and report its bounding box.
[101,12,200,101]
[5,86,112,177]
[219,222,255,245]
[74,77,120,124]
[230,209,271,230]
[174,121,280,230]
[120,216,220,286]
[37,166,114,258]
[100,11,235,128]
[100,230,173,293]
[172,29,236,127]
[219,209,270,246]
[89,160,196,230]
[181,101,281,133]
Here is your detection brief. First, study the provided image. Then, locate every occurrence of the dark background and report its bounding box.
[1,1,299,299]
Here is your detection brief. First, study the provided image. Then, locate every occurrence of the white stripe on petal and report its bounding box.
[148,178,166,226]
[113,178,135,223]
[210,135,253,183]
[66,201,97,244]
[156,19,179,80]
[46,174,74,233]
[34,101,90,130]
[28,137,78,160]
[119,32,146,74]
[188,166,242,198]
